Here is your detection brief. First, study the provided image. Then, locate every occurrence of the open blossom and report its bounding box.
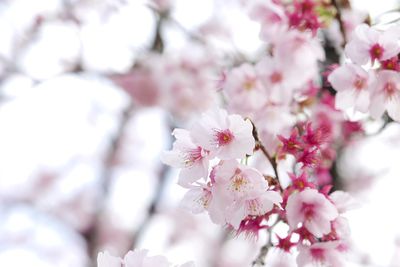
[296,241,345,267]
[223,63,267,115]
[328,63,374,113]
[209,160,282,229]
[180,184,212,214]
[256,56,299,104]
[273,30,325,85]
[345,24,400,65]
[286,188,338,237]
[330,190,358,214]
[370,70,400,121]
[190,109,255,160]
[247,0,288,41]
[161,129,209,187]
[97,250,195,267]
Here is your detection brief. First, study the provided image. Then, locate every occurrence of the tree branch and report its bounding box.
[250,121,280,182]
[332,0,347,46]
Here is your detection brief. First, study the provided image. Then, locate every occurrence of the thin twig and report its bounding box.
[251,219,280,266]
[366,114,393,137]
[250,120,280,182]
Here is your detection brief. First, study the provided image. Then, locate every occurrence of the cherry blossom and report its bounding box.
[328,63,374,113]
[180,184,212,214]
[273,30,325,85]
[345,24,400,65]
[256,56,298,104]
[247,0,288,41]
[296,241,345,267]
[161,129,209,187]
[209,160,282,229]
[190,109,255,160]
[223,63,267,115]
[370,70,400,121]
[286,188,339,237]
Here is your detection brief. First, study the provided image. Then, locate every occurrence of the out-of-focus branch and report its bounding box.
[251,219,279,266]
[129,124,173,248]
[86,7,170,260]
[252,238,272,266]
[366,114,394,137]
[332,0,347,46]
[128,8,172,249]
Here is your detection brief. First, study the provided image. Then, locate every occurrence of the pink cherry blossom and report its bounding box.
[161,129,209,187]
[370,70,400,121]
[345,24,400,65]
[256,56,299,104]
[328,63,374,113]
[208,160,282,229]
[286,188,338,237]
[190,109,255,160]
[296,241,345,267]
[329,190,358,214]
[180,184,212,214]
[277,128,302,157]
[247,0,288,42]
[253,103,295,153]
[223,63,267,115]
[273,30,325,85]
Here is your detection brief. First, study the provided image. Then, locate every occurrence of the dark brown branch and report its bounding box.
[250,120,280,182]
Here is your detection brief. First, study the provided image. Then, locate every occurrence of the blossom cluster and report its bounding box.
[112,50,217,119]
[159,1,371,266]
[162,108,283,229]
[329,24,400,121]
[99,1,399,266]
[161,106,357,266]
[218,0,330,155]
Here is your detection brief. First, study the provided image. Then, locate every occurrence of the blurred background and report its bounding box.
[1,0,400,266]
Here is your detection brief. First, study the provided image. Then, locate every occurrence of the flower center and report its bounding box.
[215,129,234,146]
[270,71,283,84]
[246,199,262,215]
[231,173,248,192]
[310,248,325,261]
[243,77,257,91]
[353,76,366,91]
[384,81,398,97]
[183,146,203,167]
[370,44,384,61]
[301,203,315,219]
